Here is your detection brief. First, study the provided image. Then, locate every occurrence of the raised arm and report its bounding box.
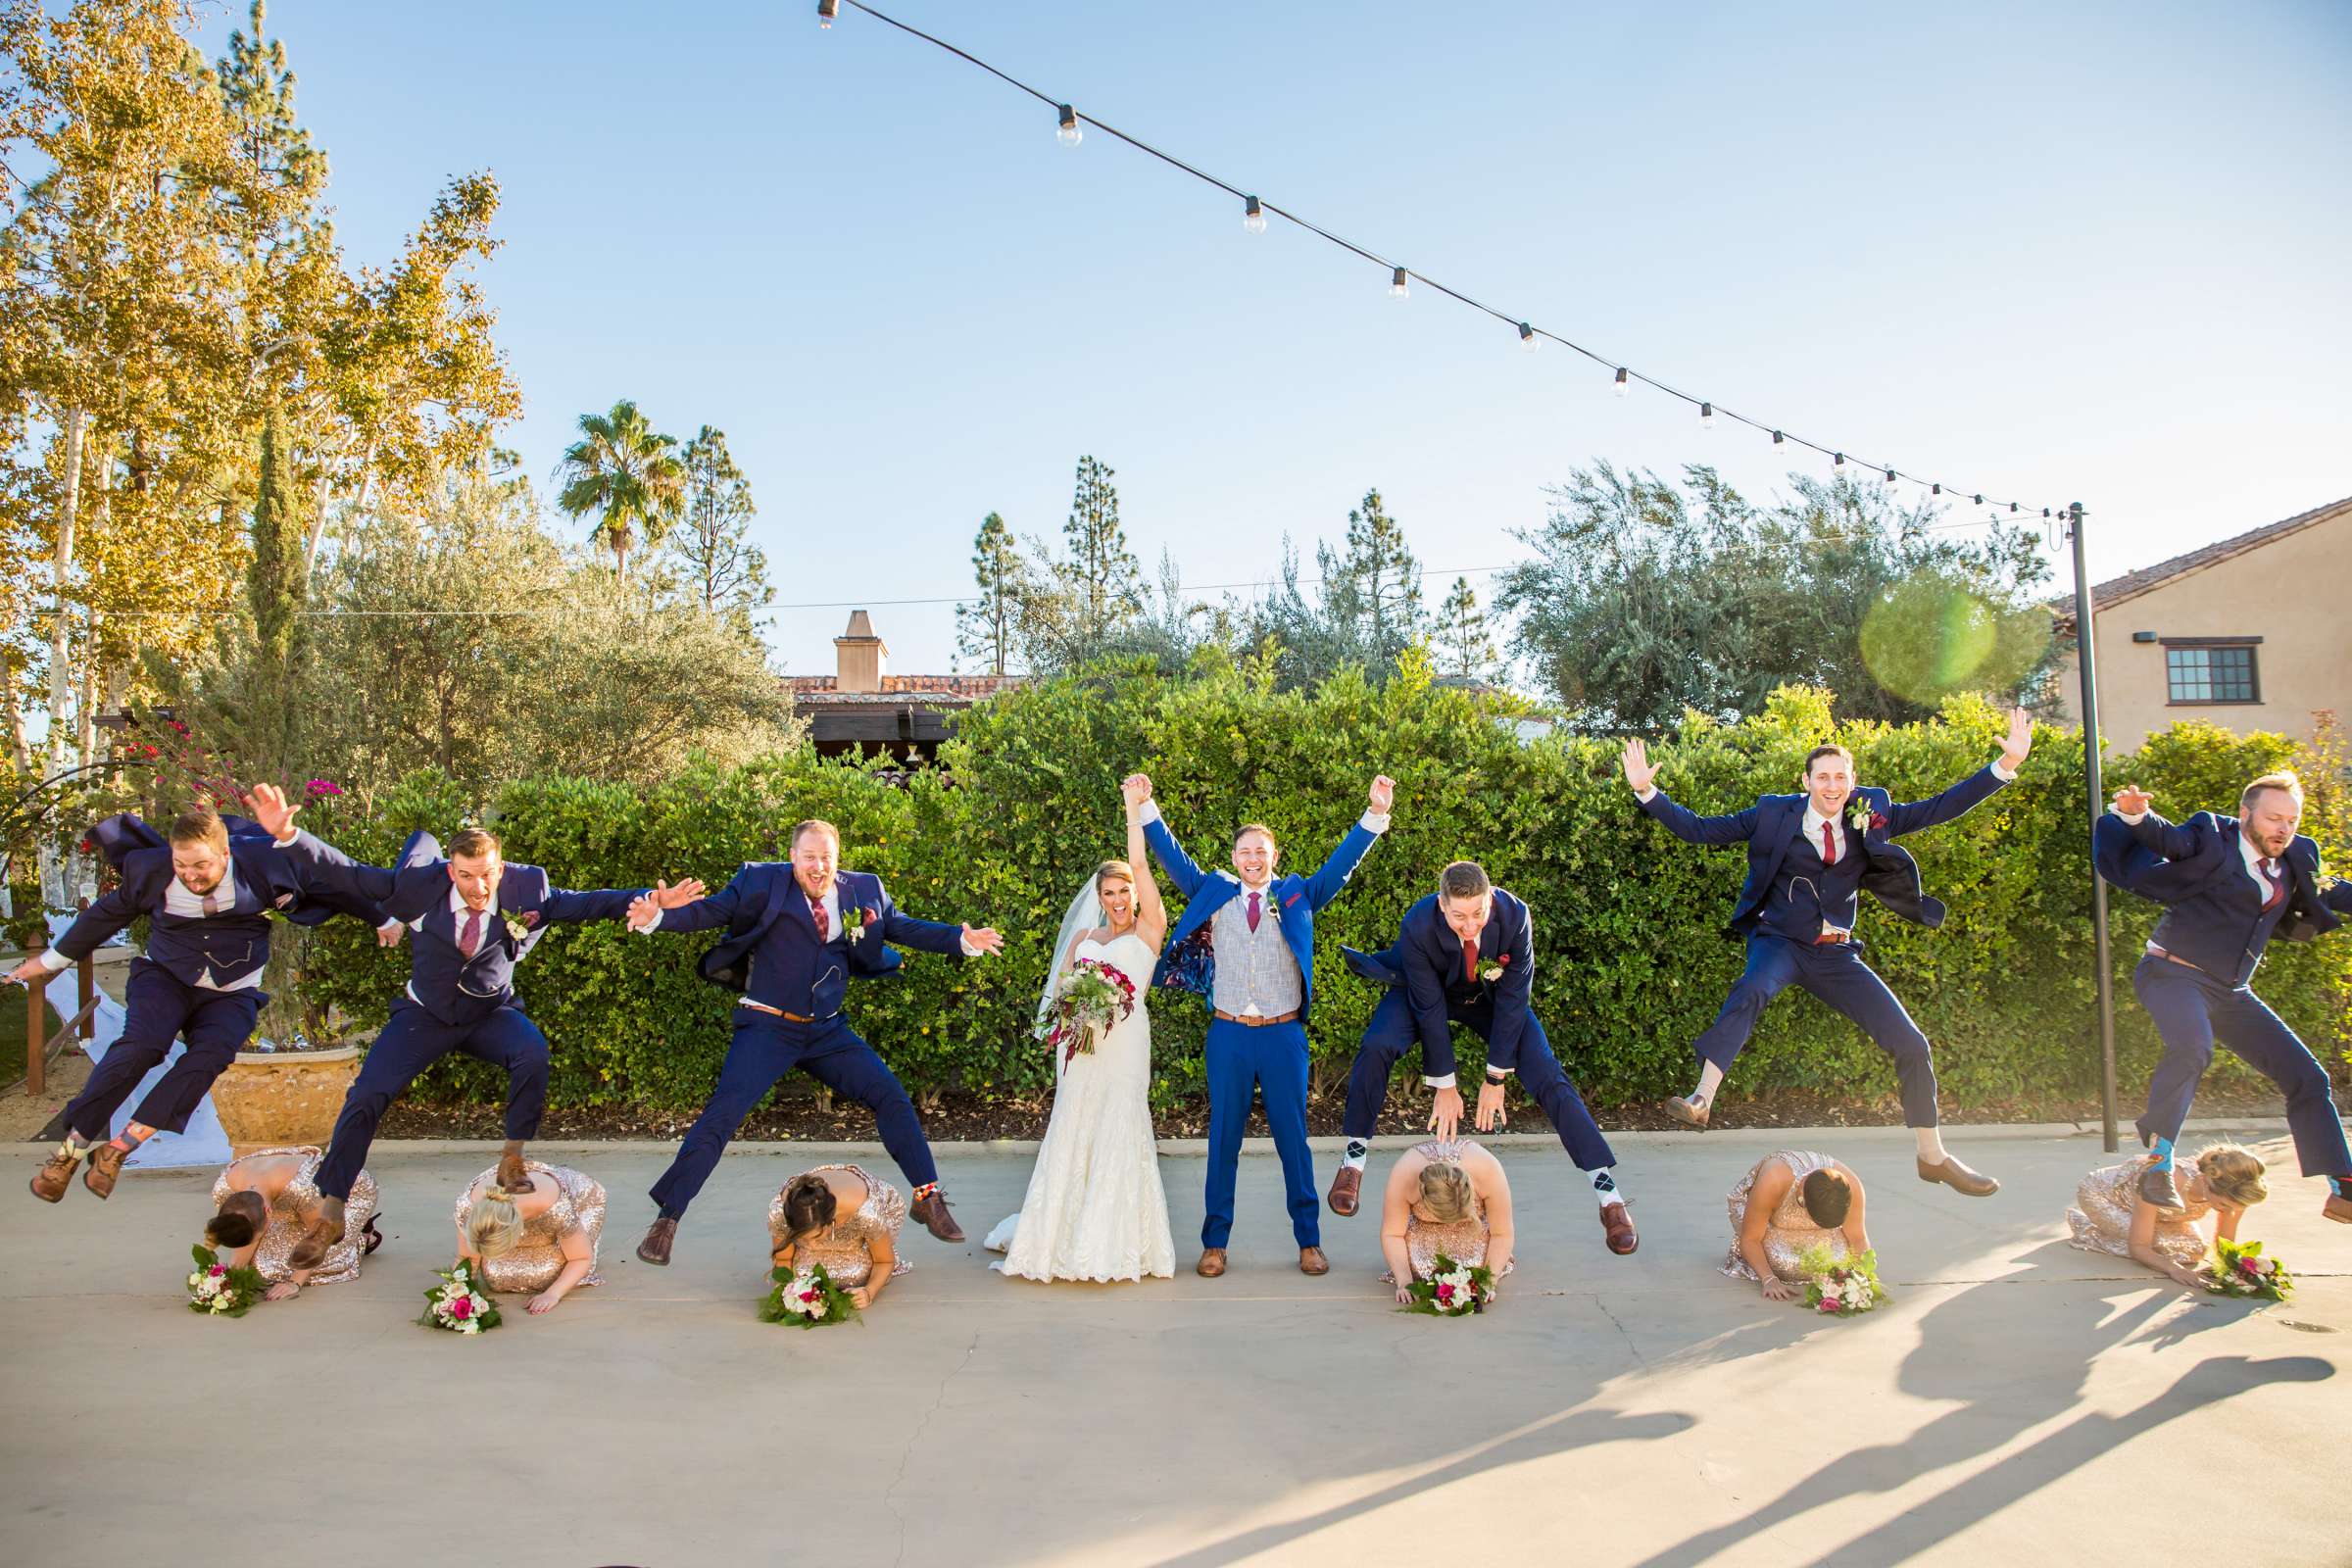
[1124,782,1167,951]
[245,783,406,906]
[1884,708,2031,837]
[1302,775,1394,911]
[1130,773,1210,899]
[2107,787,2205,861]
[629,864,762,936]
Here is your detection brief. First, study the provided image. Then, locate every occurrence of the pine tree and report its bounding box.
[1341,487,1424,658]
[1054,455,1141,650]
[669,426,769,620]
[244,405,309,779]
[1434,576,1497,681]
[956,512,1027,675]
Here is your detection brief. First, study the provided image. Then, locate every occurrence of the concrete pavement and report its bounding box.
[3,1123,2344,1567]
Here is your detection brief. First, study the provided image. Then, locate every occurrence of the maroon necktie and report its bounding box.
[2261,859,2285,911]
[810,897,830,941]
[458,908,482,958]
[1462,937,1478,984]
[1821,822,1838,865]
[1246,891,1262,933]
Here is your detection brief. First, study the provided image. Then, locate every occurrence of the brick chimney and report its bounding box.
[834,610,888,693]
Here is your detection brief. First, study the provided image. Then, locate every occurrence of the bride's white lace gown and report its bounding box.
[985,931,1176,1281]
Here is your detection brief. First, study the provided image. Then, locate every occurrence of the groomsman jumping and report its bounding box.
[2098,770,2352,1220]
[1330,859,1638,1253]
[628,817,1004,1262]
[1621,708,2035,1197]
[243,782,701,1265]
[11,806,390,1206]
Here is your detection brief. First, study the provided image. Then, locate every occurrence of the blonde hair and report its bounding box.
[1094,859,1135,896]
[1416,1161,1476,1224]
[2192,1143,2269,1208]
[2240,770,2303,813]
[466,1184,526,1258]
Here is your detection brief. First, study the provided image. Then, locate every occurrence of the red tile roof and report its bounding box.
[2055,494,2350,632]
[782,673,1025,705]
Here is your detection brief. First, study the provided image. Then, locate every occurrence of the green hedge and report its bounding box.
[292,658,2351,1116]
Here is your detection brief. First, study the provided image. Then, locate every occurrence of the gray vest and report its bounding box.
[1210,885,1302,1017]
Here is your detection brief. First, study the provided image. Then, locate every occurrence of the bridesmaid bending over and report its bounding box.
[206,1145,380,1301]
[771,1163,908,1311]
[456,1159,607,1314]
[2066,1143,2267,1291]
[1724,1150,1868,1300]
[1380,1139,1515,1303]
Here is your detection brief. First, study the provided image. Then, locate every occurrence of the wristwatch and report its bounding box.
[1485,1069,1509,1087]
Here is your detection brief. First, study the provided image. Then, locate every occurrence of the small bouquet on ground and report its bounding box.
[418,1260,502,1334]
[1797,1245,1886,1316]
[2205,1238,2292,1301]
[1036,956,1138,1067]
[1398,1253,1496,1317]
[186,1245,266,1317]
[760,1261,861,1328]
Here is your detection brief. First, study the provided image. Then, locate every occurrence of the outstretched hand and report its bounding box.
[649,877,706,910]
[1368,774,1396,816]
[2000,707,2034,770]
[2112,787,2153,817]
[1759,1275,1796,1302]
[245,782,299,840]
[625,894,662,933]
[962,924,1004,956]
[1620,738,1656,795]
[4,956,44,987]
[1122,773,1153,810]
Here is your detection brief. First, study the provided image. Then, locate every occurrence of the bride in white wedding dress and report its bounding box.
[985,786,1176,1282]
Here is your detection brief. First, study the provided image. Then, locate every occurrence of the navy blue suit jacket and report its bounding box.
[278,828,643,1024]
[1144,809,1381,1024]
[1640,764,2009,937]
[653,863,963,1013]
[2095,809,2347,982]
[1342,887,1537,1075]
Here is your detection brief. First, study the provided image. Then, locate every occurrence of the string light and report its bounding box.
[1884,466,1897,486]
[1772,430,1788,457]
[1698,402,1716,431]
[1833,453,1846,478]
[818,0,2058,518]
[1242,195,1266,235]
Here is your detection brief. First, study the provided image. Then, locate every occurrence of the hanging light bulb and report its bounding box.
[1612,368,1629,397]
[1884,467,1897,487]
[1972,494,1984,506]
[1517,322,1539,352]
[1242,195,1266,235]
[817,0,838,24]
[2009,502,2020,514]
[1932,483,1941,496]
[1832,453,1847,480]
[1772,430,1789,459]
[1389,267,1409,299]
[1055,105,1082,147]
[1698,402,1716,431]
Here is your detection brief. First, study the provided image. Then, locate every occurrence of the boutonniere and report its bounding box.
[1479,955,1508,983]
[843,905,877,944]
[1846,805,1887,834]
[501,911,537,944]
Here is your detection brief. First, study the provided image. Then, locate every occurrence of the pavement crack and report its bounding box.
[886,1329,980,1568]
[1592,1295,1646,1367]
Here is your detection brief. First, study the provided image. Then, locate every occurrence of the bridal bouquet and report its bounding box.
[1796,1246,1886,1315]
[1037,956,1138,1067]
[2205,1238,2293,1301]
[1399,1253,1495,1317]
[418,1260,502,1334]
[760,1261,861,1328]
[186,1245,266,1317]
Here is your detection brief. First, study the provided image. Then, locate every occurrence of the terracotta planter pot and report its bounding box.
[208,1043,362,1158]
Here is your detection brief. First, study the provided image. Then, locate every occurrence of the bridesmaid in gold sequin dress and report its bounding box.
[455,1160,607,1314]
[2065,1143,2268,1290]
[1722,1150,1869,1301]
[1378,1140,1515,1304]
[770,1164,908,1310]
[205,1146,380,1300]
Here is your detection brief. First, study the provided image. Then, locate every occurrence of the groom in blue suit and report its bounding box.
[1128,770,1394,1278]
[1622,708,2034,1199]
[2098,771,2352,1221]
[628,817,1004,1262]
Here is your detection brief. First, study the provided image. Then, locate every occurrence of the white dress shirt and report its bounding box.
[41,872,268,990]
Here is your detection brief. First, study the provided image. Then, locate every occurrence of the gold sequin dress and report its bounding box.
[2066,1157,2214,1273]
[453,1161,607,1295]
[767,1163,909,1288]
[210,1146,378,1287]
[1384,1141,1514,1283]
[1722,1149,1847,1282]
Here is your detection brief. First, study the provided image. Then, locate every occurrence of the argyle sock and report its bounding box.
[1343,1140,1369,1171]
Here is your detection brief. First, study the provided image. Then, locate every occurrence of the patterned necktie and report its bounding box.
[458,908,482,958]
[1246,891,1262,933]
[1462,937,1479,984]
[810,896,830,941]
[2261,858,2285,911]
[1821,821,1838,865]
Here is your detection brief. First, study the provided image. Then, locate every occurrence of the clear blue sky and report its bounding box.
[201,0,2352,679]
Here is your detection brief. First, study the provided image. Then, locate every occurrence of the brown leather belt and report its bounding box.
[2146,945,2202,973]
[740,1000,821,1023]
[1214,1008,1300,1027]
[1813,930,1851,946]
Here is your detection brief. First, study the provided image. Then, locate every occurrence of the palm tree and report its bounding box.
[553,400,686,576]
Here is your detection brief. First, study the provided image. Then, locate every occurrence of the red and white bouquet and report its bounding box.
[1797,1245,1886,1315]
[186,1245,266,1317]
[2206,1238,2292,1301]
[418,1260,501,1334]
[1037,956,1138,1067]
[1399,1253,1496,1316]
[760,1261,860,1328]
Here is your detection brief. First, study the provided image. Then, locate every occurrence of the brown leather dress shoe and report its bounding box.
[1599,1200,1639,1254]
[1917,1154,2000,1198]
[1298,1246,1330,1276]
[1196,1247,1227,1278]
[29,1147,81,1203]
[1326,1165,1363,1216]
[495,1143,529,1193]
[2323,1193,2352,1225]
[287,1195,347,1270]
[82,1141,129,1200]
[910,1190,964,1244]
[637,1216,677,1265]
[1662,1096,1710,1130]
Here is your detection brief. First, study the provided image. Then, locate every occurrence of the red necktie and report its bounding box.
[810,897,830,940]
[1821,821,1838,865]
[458,908,482,958]
[2261,859,2284,911]
[1246,891,1262,933]
[1462,938,1478,984]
